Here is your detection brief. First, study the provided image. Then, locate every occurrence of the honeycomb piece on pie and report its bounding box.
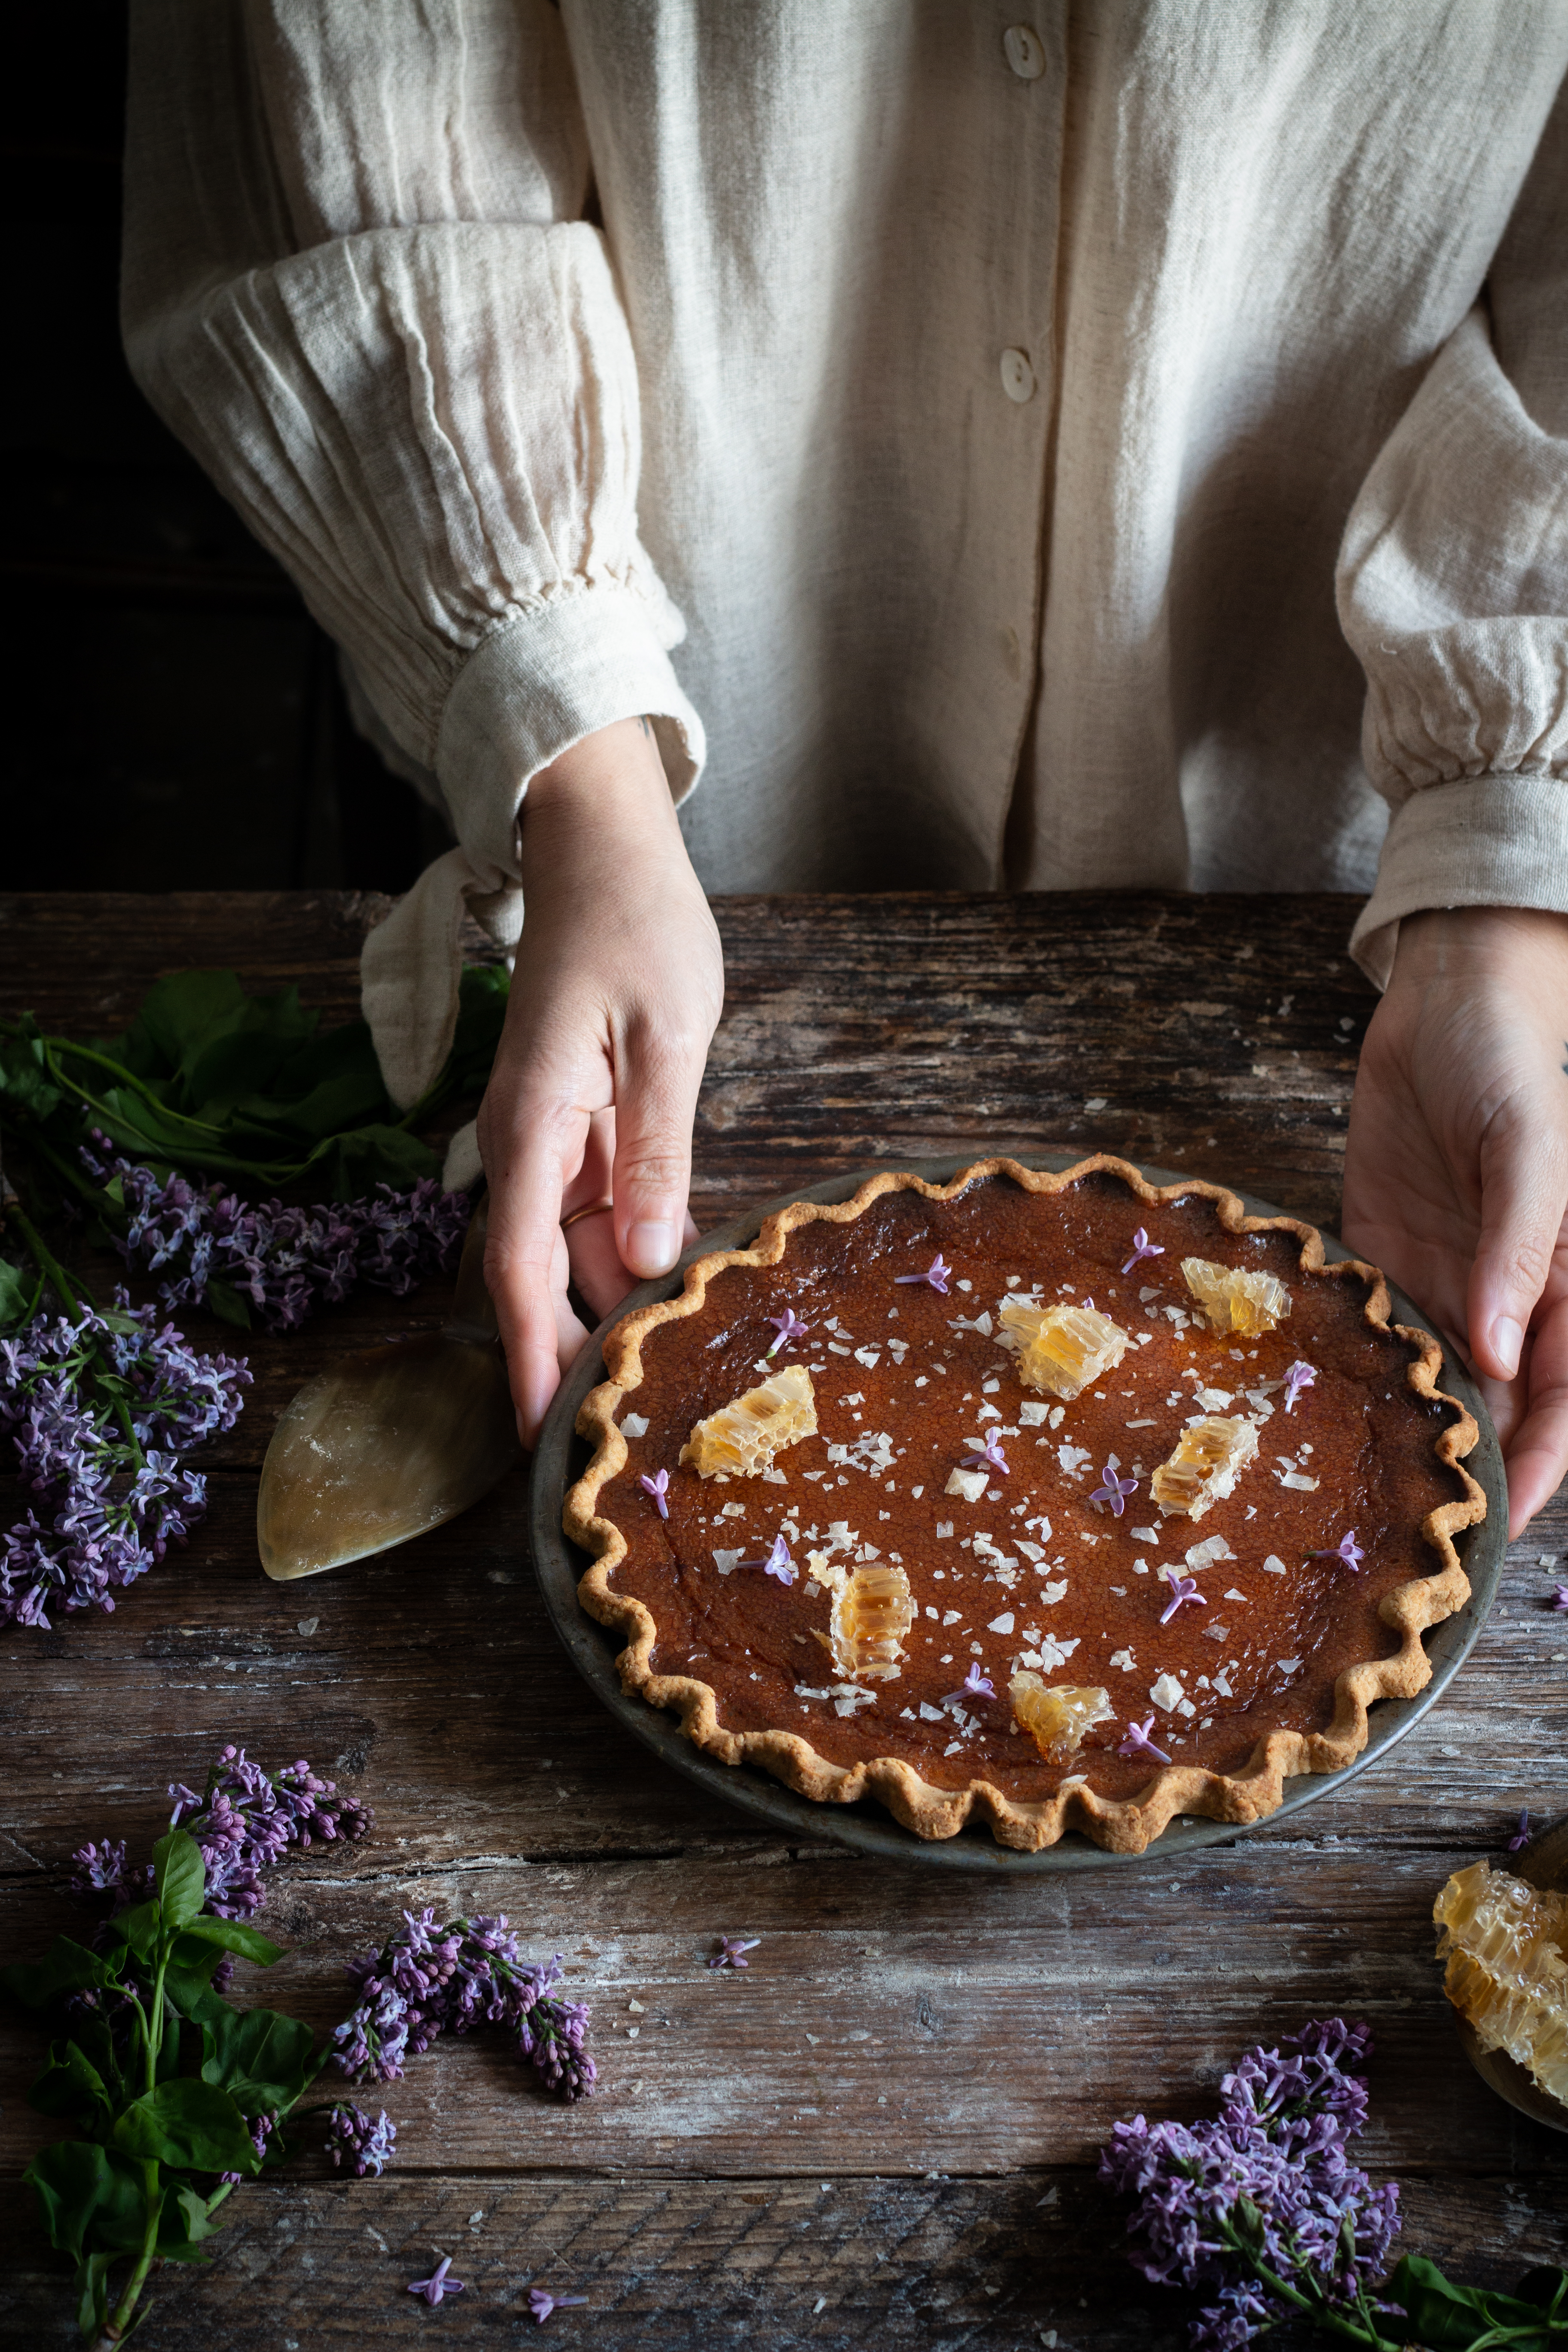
[680,1363,818,1479]
[827,1559,914,1682]
[1150,1415,1259,1519]
[1010,1673,1114,1762]
[1433,1862,1568,2105]
[999,1300,1130,1400]
[1181,1256,1292,1336]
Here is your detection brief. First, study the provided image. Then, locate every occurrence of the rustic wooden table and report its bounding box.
[1,890,1563,2349]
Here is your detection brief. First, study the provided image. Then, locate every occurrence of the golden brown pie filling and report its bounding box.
[565,1159,1483,1852]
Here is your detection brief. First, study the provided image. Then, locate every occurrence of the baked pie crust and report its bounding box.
[564,1156,1484,1854]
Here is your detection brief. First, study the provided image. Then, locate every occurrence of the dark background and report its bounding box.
[4,8,451,893]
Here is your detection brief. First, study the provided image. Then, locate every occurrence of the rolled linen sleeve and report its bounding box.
[1337,79,1568,988]
[121,0,704,898]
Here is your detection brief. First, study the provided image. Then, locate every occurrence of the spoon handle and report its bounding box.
[444,1191,499,1343]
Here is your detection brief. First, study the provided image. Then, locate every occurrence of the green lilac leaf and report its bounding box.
[200,2005,318,2109]
[107,1901,161,1961]
[1388,2253,1563,2350]
[152,1829,206,1931]
[0,1935,119,2009]
[27,2038,113,2132]
[0,1256,33,1323]
[175,1914,285,1965]
[162,1963,232,2028]
[112,2078,259,2174]
[24,2141,150,2260]
[202,1275,253,1328]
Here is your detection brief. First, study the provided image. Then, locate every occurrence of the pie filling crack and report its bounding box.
[563,1157,1484,1854]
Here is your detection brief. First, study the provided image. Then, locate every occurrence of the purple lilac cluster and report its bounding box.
[0,1297,249,1629]
[84,1139,471,1335]
[325,2101,398,2177]
[332,1908,596,2103]
[1099,2017,1400,2352]
[67,1746,373,1925]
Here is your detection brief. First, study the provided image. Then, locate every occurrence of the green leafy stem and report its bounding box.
[3,1831,338,2347]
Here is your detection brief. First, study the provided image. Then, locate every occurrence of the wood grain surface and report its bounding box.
[0,890,1563,2349]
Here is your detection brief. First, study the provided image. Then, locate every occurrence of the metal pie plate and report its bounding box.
[528,1155,1506,1873]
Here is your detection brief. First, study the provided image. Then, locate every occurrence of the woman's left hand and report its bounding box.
[1341,904,1568,1538]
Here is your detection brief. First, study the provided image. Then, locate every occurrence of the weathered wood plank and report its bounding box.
[2,2171,1561,2352]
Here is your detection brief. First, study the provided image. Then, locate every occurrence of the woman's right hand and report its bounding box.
[475,717,723,1447]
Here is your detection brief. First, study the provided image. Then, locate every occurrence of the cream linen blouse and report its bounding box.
[123,3,1568,1121]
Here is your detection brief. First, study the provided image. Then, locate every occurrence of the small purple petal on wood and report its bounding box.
[708,1936,761,1970]
[529,2289,589,2323]
[1507,1810,1532,1852]
[408,2256,463,2307]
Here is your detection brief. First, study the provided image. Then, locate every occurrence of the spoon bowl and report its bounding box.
[256,1192,517,1580]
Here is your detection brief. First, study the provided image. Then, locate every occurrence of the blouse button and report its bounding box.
[999,348,1036,404]
[1003,24,1047,79]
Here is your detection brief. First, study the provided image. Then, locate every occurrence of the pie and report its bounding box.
[564,1156,1485,1854]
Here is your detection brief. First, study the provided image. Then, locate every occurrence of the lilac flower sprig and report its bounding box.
[83,1138,470,1335]
[1099,2016,1402,2352]
[163,1746,375,1921]
[332,1910,596,2102]
[0,1292,249,1629]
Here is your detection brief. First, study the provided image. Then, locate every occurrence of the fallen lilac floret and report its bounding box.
[408,2256,463,2308]
[1312,1529,1364,1572]
[895,1253,950,1294]
[83,1138,471,1335]
[1121,1228,1165,1275]
[333,1912,595,2101]
[639,1468,670,1519]
[945,1662,995,1704]
[529,2289,589,2323]
[325,2101,397,2177]
[1090,1461,1138,1515]
[1551,1583,1568,1613]
[961,1429,1009,1476]
[1159,1574,1205,1623]
[740,1535,795,1584]
[1118,1715,1171,1764]
[1507,1810,1532,1853]
[1282,1360,1316,1413]
[766,1308,810,1355]
[708,1936,760,1971]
